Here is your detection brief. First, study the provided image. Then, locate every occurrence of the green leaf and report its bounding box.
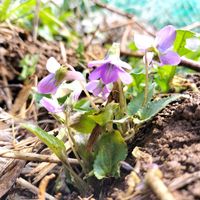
[126,67,146,97]
[70,112,96,134]
[128,41,138,51]
[74,98,91,111]
[89,103,118,126]
[127,83,155,115]
[32,92,51,105]
[22,124,66,160]
[57,95,68,105]
[6,0,36,21]
[93,131,127,179]
[38,25,54,41]
[138,94,187,121]
[131,70,146,93]
[174,30,196,56]
[39,8,71,39]
[19,54,38,80]
[0,0,11,21]
[76,42,84,59]
[154,65,176,93]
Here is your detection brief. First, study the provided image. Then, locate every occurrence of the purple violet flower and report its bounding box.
[37,57,84,94]
[40,97,63,113]
[88,43,132,85]
[134,25,181,66]
[86,80,112,100]
[37,73,58,94]
[88,56,132,84]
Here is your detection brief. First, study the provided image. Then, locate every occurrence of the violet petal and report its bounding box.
[155,25,176,53]
[111,59,132,70]
[37,73,58,94]
[88,59,109,68]
[86,80,99,92]
[66,70,85,81]
[134,34,154,50]
[159,51,181,66]
[86,80,103,96]
[46,57,61,73]
[102,84,112,99]
[93,86,102,96]
[101,64,118,84]
[40,97,63,113]
[71,88,82,101]
[89,65,103,80]
[117,68,132,84]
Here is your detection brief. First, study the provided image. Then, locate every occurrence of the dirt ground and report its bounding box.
[137,93,200,200]
[1,25,200,200]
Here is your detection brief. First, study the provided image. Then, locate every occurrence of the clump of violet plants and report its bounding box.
[23,25,194,194]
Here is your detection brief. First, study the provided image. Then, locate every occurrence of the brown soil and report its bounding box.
[109,92,200,200]
[143,92,200,200]
[144,94,200,200]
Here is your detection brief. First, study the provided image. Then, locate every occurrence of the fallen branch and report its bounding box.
[180,57,200,72]
[121,50,200,72]
[92,0,155,37]
[92,0,133,18]
[0,150,78,165]
[169,171,200,190]
[100,20,135,32]
[17,177,56,200]
[182,22,200,31]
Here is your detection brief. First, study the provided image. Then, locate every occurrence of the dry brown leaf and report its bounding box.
[0,158,26,198]
[11,84,32,117]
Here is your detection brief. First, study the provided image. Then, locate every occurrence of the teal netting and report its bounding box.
[103,0,200,30]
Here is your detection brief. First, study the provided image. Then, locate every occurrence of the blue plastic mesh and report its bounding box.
[103,0,200,30]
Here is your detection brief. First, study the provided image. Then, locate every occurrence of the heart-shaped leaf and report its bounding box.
[93,131,127,179]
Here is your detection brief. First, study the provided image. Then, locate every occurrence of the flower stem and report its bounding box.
[143,50,149,106]
[62,111,89,194]
[79,81,99,111]
[65,110,87,173]
[117,80,126,114]
[61,158,88,194]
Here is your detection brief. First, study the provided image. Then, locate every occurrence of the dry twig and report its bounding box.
[92,0,155,36]
[17,177,55,200]
[169,171,200,190]
[100,20,134,32]
[121,50,200,72]
[32,163,57,184]
[0,150,79,164]
[85,25,100,50]
[121,24,133,52]
[182,22,200,30]
[60,41,67,63]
